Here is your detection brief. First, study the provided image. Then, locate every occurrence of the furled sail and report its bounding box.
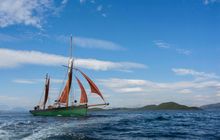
[75,76,88,104]
[77,69,105,102]
[58,59,73,106]
[43,75,50,109]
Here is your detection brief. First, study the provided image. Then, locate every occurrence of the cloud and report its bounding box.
[0,95,32,108]
[102,13,107,18]
[0,48,146,71]
[0,48,66,68]
[73,36,124,50]
[75,58,146,71]
[0,0,68,28]
[99,76,220,94]
[172,68,219,79]
[80,0,86,4]
[176,49,192,55]
[97,5,103,11]
[203,0,219,5]
[12,79,36,84]
[153,40,192,55]
[99,68,220,95]
[0,33,18,42]
[79,0,109,18]
[56,35,124,50]
[178,89,192,94]
[12,78,63,84]
[153,40,171,49]
[117,87,145,93]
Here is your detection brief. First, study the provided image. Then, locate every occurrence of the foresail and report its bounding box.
[59,79,71,103]
[75,76,88,104]
[77,69,105,102]
[58,59,73,106]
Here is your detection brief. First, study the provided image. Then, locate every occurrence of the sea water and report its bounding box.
[0,110,220,140]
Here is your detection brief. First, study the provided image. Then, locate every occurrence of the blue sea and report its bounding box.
[0,110,220,140]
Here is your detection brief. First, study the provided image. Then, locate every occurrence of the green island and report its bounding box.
[89,102,201,111]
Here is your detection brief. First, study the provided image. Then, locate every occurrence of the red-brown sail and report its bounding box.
[75,76,88,104]
[77,69,105,102]
[58,59,73,106]
[43,75,50,109]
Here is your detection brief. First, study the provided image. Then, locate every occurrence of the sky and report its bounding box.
[0,0,220,109]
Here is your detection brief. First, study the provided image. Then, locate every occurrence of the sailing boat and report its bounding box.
[30,36,109,116]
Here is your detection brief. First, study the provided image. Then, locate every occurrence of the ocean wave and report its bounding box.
[0,111,219,140]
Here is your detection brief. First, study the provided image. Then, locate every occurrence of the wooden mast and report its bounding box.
[67,35,73,107]
[43,74,50,110]
[57,36,73,107]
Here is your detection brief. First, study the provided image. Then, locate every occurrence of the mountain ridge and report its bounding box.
[200,103,220,110]
[89,102,200,111]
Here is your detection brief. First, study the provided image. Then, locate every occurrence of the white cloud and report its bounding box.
[102,13,107,18]
[153,40,192,55]
[0,48,66,68]
[203,0,219,5]
[117,87,145,93]
[80,0,86,4]
[172,68,219,79]
[0,48,146,71]
[13,79,36,84]
[75,58,146,71]
[97,5,103,11]
[194,95,210,101]
[12,78,63,84]
[79,0,109,18]
[73,36,124,50]
[0,0,68,28]
[99,78,220,94]
[56,35,124,50]
[153,40,170,49]
[178,89,192,94]
[176,48,192,55]
[0,33,18,42]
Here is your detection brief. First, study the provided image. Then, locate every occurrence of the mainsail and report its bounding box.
[77,69,105,102]
[58,59,73,106]
[43,74,50,109]
[75,76,88,104]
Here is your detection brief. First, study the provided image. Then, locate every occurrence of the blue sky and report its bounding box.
[0,0,220,109]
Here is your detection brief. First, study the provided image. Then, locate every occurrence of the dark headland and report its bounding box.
[89,102,201,111]
[200,103,220,110]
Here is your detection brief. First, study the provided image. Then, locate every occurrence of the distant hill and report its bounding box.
[0,104,27,112]
[200,103,220,110]
[89,102,200,111]
[140,102,200,110]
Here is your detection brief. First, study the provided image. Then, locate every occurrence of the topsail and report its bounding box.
[77,69,105,102]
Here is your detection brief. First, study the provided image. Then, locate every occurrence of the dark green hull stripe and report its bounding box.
[30,106,87,117]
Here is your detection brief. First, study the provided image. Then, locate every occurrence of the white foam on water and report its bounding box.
[22,125,61,140]
[0,129,10,140]
[22,115,122,140]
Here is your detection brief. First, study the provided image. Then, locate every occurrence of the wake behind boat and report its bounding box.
[30,36,109,117]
